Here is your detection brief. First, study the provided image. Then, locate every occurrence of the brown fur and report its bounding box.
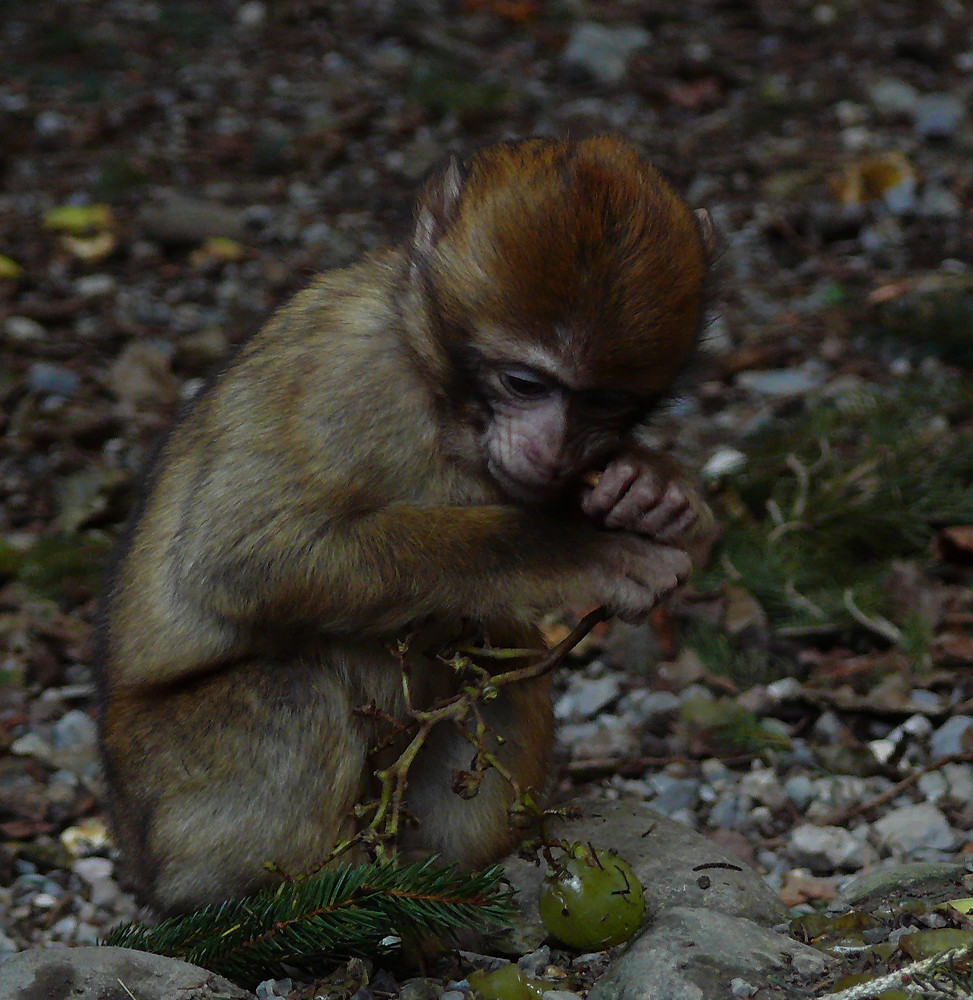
[96,136,711,913]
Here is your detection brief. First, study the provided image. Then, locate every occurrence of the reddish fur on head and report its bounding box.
[416,136,708,395]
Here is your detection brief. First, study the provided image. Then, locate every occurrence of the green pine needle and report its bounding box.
[103,858,514,987]
[705,375,973,633]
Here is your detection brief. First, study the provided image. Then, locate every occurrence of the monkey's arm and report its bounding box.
[188,499,688,636]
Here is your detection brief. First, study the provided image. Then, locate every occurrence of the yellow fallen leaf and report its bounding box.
[60,817,112,857]
[43,203,114,235]
[830,151,916,207]
[0,254,23,279]
[60,230,117,262]
[190,235,246,266]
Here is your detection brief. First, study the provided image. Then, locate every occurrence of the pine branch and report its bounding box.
[104,858,513,987]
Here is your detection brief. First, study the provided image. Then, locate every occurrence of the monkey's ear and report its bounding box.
[413,155,465,261]
[694,208,719,263]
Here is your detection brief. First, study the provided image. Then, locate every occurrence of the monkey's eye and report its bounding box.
[498,369,550,400]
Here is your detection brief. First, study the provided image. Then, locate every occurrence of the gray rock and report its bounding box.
[617,689,679,728]
[803,775,891,817]
[74,274,116,298]
[518,945,550,977]
[4,316,46,342]
[735,366,824,399]
[917,184,963,219]
[908,689,944,714]
[27,362,81,398]
[914,92,965,138]
[650,774,700,816]
[237,1,266,27]
[701,447,747,479]
[834,861,970,908]
[34,110,72,139]
[73,857,113,886]
[784,775,815,811]
[867,78,920,117]
[9,731,53,764]
[52,709,97,753]
[558,718,639,760]
[708,791,751,831]
[561,23,651,85]
[943,762,973,803]
[50,709,99,771]
[255,979,291,1000]
[918,770,948,804]
[931,715,973,759]
[0,946,252,1000]
[739,767,788,811]
[587,907,825,1000]
[554,675,622,722]
[398,978,441,1000]
[787,825,865,873]
[810,711,846,744]
[872,803,958,856]
[139,191,247,246]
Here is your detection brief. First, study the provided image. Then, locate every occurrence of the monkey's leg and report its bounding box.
[103,656,373,913]
[400,672,554,867]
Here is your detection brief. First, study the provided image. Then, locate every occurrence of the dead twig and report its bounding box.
[821,751,973,827]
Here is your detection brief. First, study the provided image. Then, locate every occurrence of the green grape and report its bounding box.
[468,963,547,1000]
[538,843,645,949]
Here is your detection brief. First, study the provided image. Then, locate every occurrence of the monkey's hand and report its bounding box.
[588,535,692,624]
[581,451,716,565]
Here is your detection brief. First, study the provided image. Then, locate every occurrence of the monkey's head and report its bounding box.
[410,135,712,503]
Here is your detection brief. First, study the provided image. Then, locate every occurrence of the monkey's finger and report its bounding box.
[582,460,640,519]
[602,471,667,530]
[613,561,689,622]
[651,504,699,544]
[628,483,691,536]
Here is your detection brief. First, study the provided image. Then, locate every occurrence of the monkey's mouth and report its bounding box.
[488,461,566,504]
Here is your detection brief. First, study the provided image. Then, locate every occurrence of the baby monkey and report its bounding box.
[97,135,714,913]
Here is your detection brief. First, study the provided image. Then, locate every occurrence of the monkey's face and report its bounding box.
[476,357,646,504]
[412,136,711,504]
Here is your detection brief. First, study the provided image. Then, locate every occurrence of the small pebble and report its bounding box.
[702,447,747,478]
[561,23,652,85]
[914,92,965,138]
[867,78,920,117]
[237,1,266,26]
[873,803,958,855]
[74,274,116,298]
[735,366,825,399]
[518,946,551,978]
[73,858,113,886]
[4,316,45,342]
[931,716,973,759]
[554,675,622,722]
[788,824,866,873]
[27,362,80,398]
[255,980,292,1000]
